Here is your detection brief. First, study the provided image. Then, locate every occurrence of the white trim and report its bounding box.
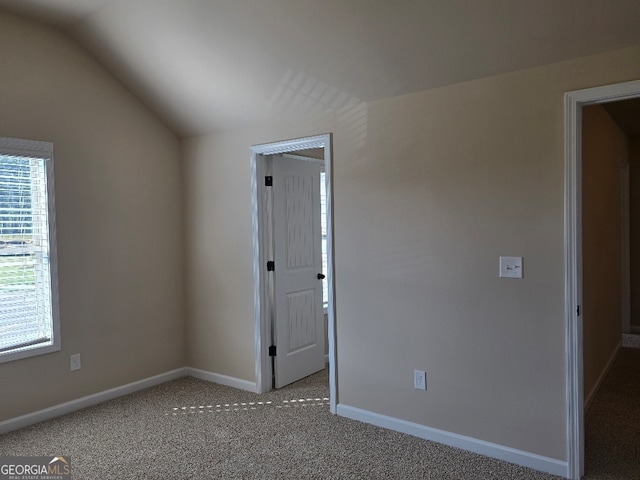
[250,147,268,393]
[584,342,621,412]
[253,137,327,155]
[0,367,262,435]
[564,88,584,480]
[47,141,61,363]
[0,368,187,435]
[250,134,337,414]
[565,78,640,480]
[337,404,567,478]
[186,367,257,393]
[323,142,337,415]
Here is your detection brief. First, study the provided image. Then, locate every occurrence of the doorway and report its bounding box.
[250,134,337,414]
[565,79,640,480]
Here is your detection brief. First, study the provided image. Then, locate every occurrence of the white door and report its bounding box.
[271,155,325,388]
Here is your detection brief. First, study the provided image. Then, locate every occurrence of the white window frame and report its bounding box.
[0,136,60,363]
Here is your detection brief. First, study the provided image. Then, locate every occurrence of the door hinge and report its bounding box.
[267,261,275,271]
[265,176,273,187]
[269,345,277,357]
[577,305,581,316]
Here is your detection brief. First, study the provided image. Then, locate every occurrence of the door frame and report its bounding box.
[250,134,337,413]
[565,79,640,480]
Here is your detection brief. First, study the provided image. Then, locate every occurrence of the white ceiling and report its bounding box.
[1,0,640,137]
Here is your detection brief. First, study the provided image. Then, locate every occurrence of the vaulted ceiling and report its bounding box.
[1,0,639,137]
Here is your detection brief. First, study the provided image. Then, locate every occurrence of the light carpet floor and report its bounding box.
[2,357,634,480]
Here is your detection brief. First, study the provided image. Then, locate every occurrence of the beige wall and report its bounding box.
[4,5,639,467]
[183,45,640,462]
[0,12,184,421]
[630,137,640,329]
[581,105,627,401]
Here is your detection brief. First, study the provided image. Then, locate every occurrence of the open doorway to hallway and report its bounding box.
[581,98,640,479]
[565,80,640,480]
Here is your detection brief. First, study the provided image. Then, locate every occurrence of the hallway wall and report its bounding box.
[582,104,627,402]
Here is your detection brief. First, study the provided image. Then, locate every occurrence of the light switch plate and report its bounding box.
[499,256,523,278]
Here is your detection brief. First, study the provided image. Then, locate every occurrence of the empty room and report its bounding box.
[1,1,640,479]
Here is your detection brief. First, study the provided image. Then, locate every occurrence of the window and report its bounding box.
[320,171,328,308]
[0,137,60,363]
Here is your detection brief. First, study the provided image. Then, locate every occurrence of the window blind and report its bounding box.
[0,153,54,354]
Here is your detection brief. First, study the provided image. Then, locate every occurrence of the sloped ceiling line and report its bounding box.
[1,0,640,137]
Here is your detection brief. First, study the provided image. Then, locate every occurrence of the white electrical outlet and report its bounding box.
[70,354,81,371]
[414,370,426,391]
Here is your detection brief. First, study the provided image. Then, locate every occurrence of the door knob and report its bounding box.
[317,273,326,280]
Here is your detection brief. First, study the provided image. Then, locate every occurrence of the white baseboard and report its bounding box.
[0,367,257,435]
[336,404,567,478]
[622,333,640,348]
[187,367,257,393]
[0,368,188,435]
[584,341,621,411]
